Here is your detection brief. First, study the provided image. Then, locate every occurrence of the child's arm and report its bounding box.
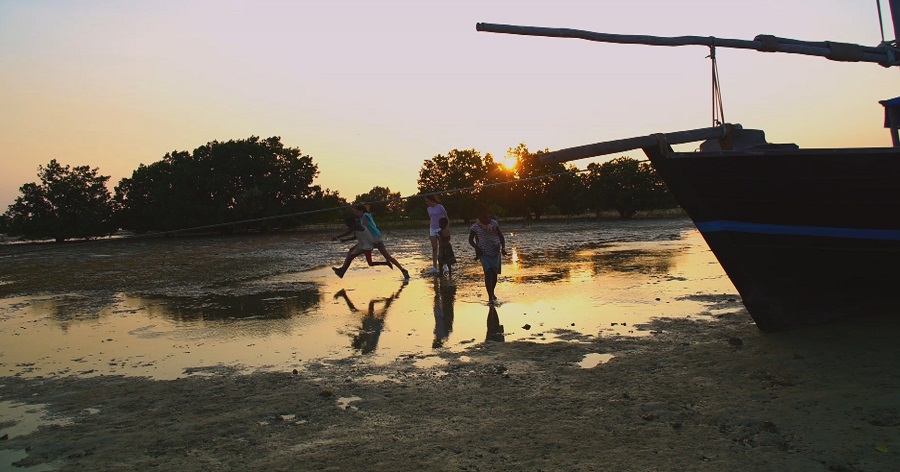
[333,229,353,241]
[468,229,483,258]
[495,223,507,255]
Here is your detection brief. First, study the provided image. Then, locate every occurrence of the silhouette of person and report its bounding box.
[432,276,457,348]
[486,305,504,342]
[334,281,407,354]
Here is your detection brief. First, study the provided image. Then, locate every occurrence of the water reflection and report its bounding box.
[486,305,504,342]
[335,280,408,354]
[29,293,120,324]
[144,287,322,321]
[0,220,738,380]
[508,244,680,285]
[432,277,457,348]
[590,249,675,276]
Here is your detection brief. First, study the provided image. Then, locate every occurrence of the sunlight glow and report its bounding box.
[0,1,894,208]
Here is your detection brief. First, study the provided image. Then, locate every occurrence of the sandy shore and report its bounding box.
[3,307,899,471]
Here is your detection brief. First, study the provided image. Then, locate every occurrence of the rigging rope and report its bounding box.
[708,42,726,127]
[139,167,592,238]
[875,0,900,66]
[1,165,608,255]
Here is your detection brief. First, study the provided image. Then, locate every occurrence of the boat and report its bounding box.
[475,7,900,332]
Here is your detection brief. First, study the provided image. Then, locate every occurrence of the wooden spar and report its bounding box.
[537,125,730,165]
[475,23,897,67]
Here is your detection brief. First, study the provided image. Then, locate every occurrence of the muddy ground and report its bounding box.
[3,309,899,471]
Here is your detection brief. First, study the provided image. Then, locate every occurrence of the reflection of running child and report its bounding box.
[437,217,457,275]
[334,281,407,354]
[332,216,391,278]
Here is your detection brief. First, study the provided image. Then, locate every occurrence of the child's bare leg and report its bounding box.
[375,243,405,272]
[339,250,356,271]
[333,247,358,278]
[486,269,498,303]
[430,236,439,270]
[365,251,390,267]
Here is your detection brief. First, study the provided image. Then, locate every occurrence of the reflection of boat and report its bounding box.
[476,8,900,332]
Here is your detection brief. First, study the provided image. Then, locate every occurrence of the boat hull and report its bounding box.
[643,146,900,331]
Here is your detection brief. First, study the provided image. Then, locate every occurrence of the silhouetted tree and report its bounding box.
[115,136,326,232]
[417,149,500,222]
[3,159,115,241]
[509,144,568,220]
[586,157,674,219]
[354,186,404,219]
[544,162,588,216]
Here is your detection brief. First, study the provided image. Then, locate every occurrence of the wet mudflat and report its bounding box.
[1,217,898,471]
[0,218,732,380]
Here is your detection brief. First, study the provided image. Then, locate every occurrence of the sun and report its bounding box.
[500,156,517,170]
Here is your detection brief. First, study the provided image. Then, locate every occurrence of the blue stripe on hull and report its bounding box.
[695,220,900,241]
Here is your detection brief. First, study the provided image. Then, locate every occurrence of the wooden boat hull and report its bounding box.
[643,146,900,331]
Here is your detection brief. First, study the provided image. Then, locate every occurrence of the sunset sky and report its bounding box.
[2,0,897,210]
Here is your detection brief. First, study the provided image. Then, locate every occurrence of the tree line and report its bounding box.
[0,136,676,242]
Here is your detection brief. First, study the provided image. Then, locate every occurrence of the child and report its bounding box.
[437,217,456,275]
[468,207,506,304]
[352,204,410,279]
[332,216,391,278]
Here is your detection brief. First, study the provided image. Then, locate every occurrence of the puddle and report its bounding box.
[578,353,616,368]
[0,220,738,380]
[0,400,73,471]
[0,401,73,440]
[336,396,362,410]
[414,356,447,369]
[0,449,56,472]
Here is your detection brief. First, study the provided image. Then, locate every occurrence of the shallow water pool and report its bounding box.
[0,217,741,380]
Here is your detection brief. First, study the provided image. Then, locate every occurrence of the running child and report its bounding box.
[332,216,391,278]
[352,204,410,279]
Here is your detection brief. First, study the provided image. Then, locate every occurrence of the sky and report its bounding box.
[2,0,898,209]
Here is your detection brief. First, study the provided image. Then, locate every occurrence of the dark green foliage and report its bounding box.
[3,159,115,242]
[354,186,404,220]
[416,149,505,222]
[504,144,580,220]
[4,137,682,241]
[545,163,589,216]
[114,136,335,233]
[585,157,675,219]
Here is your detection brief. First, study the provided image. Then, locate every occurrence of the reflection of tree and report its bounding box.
[336,281,407,354]
[149,288,322,321]
[486,305,504,342]
[38,294,120,331]
[591,249,674,276]
[509,241,677,282]
[432,277,457,348]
